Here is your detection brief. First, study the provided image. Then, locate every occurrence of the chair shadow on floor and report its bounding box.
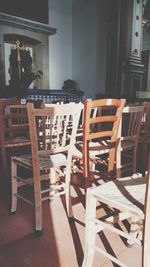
[0,181,61,267]
[0,165,142,267]
[59,181,129,267]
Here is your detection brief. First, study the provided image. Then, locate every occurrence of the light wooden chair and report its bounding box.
[11,102,83,233]
[73,98,126,188]
[116,105,144,178]
[82,153,150,267]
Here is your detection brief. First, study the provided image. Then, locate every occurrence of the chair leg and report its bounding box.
[33,174,43,232]
[143,217,150,267]
[82,189,96,267]
[133,147,138,173]
[90,160,95,172]
[116,146,121,178]
[127,216,139,246]
[143,240,150,267]
[11,160,18,213]
[1,145,9,177]
[65,181,73,219]
[142,139,148,173]
[65,154,73,218]
[50,168,57,184]
[108,147,116,173]
[49,168,57,199]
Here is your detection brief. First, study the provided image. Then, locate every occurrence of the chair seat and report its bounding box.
[92,176,146,218]
[82,169,150,267]
[74,141,111,158]
[12,153,67,170]
[121,139,135,150]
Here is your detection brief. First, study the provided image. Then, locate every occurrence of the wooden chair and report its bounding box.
[138,102,150,173]
[11,102,83,233]
[116,105,144,178]
[82,152,150,267]
[0,98,43,177]
[0,98,30,177]
[73,98,126,188]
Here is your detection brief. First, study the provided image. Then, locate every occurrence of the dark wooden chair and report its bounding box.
[116,105,144,177]
[0,98,30,177]
[0,98,43,177]
[138,102,150,173]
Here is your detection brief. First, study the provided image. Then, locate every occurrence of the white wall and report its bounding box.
[48,0,108,98]
[72,0,108,98]
[48,0,72,89]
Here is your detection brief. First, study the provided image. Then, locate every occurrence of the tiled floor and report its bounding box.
[0,176,142,267]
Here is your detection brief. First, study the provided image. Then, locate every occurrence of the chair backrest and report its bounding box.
[0,98,29,142]
[82,98,126,178]
[0,98,43,141]
[143,102,150,137]
[0,98,44,172]
[0,98,29,174]
[121,105,144,142]
[142,102,150,171]
[27,102,83,173]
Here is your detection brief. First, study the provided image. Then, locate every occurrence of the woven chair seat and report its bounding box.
[93,176,146,218]
[12,153,67,170]
[121,139,135,150]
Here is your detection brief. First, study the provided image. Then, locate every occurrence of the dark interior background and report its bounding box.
[0,0,48,24]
